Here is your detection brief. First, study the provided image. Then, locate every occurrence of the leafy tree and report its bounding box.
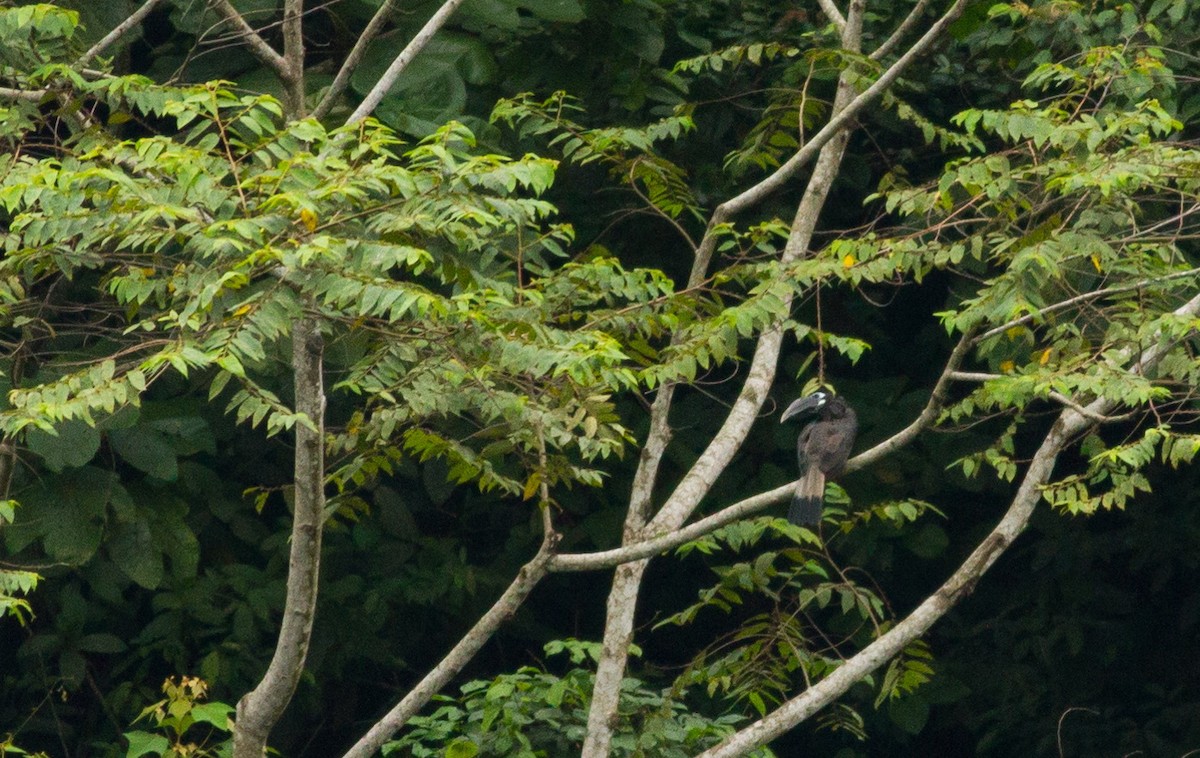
[1,1,1198,757]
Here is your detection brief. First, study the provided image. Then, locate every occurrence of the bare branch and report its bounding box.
[697,419,1072,757]
[816,0,847,31]
[694,289,1200,758]
[647,0,866,535]
[0,86,49,102]
[581,386,681,756]
[551,483,791,572]
[76,0,168,67]
[719,0,966,217]
[345,0,469,125]
[948,371,1000,382]
[844,329,974,472]
[870,0,932,61]
[340,544,556,758]
[312,0,398,120]
[581,9,868,753]
[974,266,1200,345]
[208,0,289,77]
[553,331,974,573]
[280,0,305,114]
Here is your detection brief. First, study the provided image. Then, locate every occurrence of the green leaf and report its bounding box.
[519,0,585,23]
[26,419,100,471]
[77,632,127,653]
[888,695,930,735]
[446,739,480,758]
[190,702,234,730]
[122,730,170,758]
[109,426,179,481]
[23,468,116,564]
[108,520,164,589]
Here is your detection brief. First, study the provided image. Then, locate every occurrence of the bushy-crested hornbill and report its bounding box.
[780,391,858,526]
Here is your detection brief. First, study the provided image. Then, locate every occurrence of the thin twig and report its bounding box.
[974,266,1200,344]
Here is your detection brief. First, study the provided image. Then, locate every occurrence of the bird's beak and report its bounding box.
[780,394,823,423]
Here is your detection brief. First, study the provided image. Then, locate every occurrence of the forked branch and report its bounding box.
[693,289,1200,758]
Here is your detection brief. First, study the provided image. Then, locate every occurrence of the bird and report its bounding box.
[780,390,858,526]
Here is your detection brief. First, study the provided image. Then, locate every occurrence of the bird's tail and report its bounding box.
[787,491,822,526]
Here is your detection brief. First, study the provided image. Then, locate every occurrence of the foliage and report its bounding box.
[661,514,937,733]
[122,676,233,758]
[382,640,773,758]
[1,1,1199,756]
[0,498,38,625]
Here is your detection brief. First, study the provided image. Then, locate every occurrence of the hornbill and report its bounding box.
[780,391,858,526]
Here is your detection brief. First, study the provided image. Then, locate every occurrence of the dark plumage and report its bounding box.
[780,391,858,526]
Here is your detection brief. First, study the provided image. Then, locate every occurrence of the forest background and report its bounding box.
[1,0,1198,756]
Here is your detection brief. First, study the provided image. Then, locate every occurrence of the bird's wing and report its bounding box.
[796,424,814,472]
[807,422,856,477]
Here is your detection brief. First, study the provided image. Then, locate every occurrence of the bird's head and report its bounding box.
[780,390,829,424]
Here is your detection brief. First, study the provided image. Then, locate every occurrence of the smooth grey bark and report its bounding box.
[312,0,400,120]
[233,319,326,758]
[209,3,324,755]
[580,1,869,751]
[579,1,973,753]
[345,0,469,124]
[76,0,168,67]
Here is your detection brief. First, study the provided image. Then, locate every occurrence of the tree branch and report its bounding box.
[693,289,1200,758]
[311,0,399,120]
[0,86,49,102]
[280,0,305,115]
[233,319,326,758]
[646,0,865,537]
[551,483,791,573]
[844,329,974,472]
[948,372,1141,423]
[224,6,310,753]
[581,8,868,754]
[341,532,559,758]
[208,0,289,77]
[345,0,468,125]
[869,0,932,61]
[552,330,973,573]
[973,266,1200,345]
[816,0,846,31]
[75,0,168,67]
[719,0,966,217]
[696,417,1072,757]
[686,0,967,280]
